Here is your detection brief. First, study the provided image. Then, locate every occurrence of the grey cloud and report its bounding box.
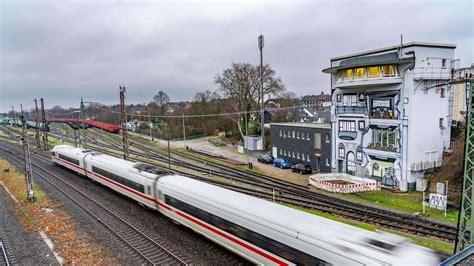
[1,0,472,112]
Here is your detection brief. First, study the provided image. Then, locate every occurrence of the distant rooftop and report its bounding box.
[270,122,331,129]
[331,42,456,61]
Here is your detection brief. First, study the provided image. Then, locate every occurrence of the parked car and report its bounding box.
[291,163,312,175]
[257,154,274,164]
[272,157,292,169]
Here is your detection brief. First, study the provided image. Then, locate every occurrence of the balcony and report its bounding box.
[335,77,402,88]
[338,131,357,140]
[335,105,368,115]
[364,144,401,159]
[413,67,451,80]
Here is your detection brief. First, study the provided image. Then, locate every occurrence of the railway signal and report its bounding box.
[34,99,41,148]
[19,105,35,202]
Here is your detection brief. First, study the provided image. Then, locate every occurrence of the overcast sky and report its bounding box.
[1,0,472,113]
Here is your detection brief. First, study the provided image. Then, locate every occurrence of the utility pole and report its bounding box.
[167,115,171,169]
[182,113,186,148]
[258,34,265,151]
[10,106,16,126]
[245,110,249,167]
[40,98,48,150]
[78,97,86,148]
[19,105,35,202]
[148,109,153,141]
[455,80,474,253]
[34,99,41,148]
[119,86,129,160]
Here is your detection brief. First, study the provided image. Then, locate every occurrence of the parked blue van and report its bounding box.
[272,157,292,169]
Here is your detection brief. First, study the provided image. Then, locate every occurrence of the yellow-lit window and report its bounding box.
[354,67,365,79]
[368,66,380,78]
[345,69,353,80]
[336,71,344,81]
[382,65,395,77]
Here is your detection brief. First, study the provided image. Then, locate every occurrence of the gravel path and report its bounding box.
[0,188,58,265]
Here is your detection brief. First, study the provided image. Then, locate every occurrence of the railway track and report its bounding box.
[82,129,462,240]
[0,135,461,242]
[0,144,188,265]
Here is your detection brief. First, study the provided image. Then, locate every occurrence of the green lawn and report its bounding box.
[343,190,458,224]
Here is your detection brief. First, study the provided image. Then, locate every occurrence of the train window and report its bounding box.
[367,239,398,251]
[164,195,326,265]
[133,163,172,176]
[58,153,80,165]
[92,166,145,193]
[51,152,56,156]
[147,186,151,195]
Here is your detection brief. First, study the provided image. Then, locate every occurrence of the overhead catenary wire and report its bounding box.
[88,103,315,119]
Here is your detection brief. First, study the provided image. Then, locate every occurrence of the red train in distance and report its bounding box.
[46,118,120,133]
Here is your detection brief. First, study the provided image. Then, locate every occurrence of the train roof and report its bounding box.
[53,145,171,179]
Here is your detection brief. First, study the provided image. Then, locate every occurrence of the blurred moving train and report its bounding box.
[51,145,441,265]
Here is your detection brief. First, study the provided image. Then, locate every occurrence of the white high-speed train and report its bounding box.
[51,145,441,265]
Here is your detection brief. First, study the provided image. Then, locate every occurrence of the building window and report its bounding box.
[439,118,444,129]
[336,94,342,102]
[440,88,445,98]
[338,143,345,158]
[292,151,295,158]
[346,152,356,175]
[307,154,311,162]
[297,131,300,139]
[344,69,353,80]
[279,149,282,155]
[442,59,447,68]
[314,133,321,149]
[339,120,356,132]
[325,133,330,143]
[307,132,310,140]
[326,158,330,166]
[354,67,365,79]
[356,147,363,161]
[371,128,398,151]
[382,65,396,77]
[292,131,295,138]
[368,66,380,78]
[297,152,300,159]
[302,153,305,161]
[287,130,291,137]
[343,94,357,106]
[279,130,282,137]
[358,120,365,131]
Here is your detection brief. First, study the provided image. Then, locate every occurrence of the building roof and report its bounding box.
[330,42,456,61]
[323,52,413,73]
[301,92,331,102]
[270,122,331,129]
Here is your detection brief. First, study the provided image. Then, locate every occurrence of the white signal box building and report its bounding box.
[322,42,456,191]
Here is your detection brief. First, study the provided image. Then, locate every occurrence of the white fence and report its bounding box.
[309,173,381,194]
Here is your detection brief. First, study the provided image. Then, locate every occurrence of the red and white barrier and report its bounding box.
[309,174,381,193]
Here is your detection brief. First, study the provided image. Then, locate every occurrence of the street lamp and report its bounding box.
[258,34,264,151]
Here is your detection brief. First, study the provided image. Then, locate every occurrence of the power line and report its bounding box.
[88,103,313,119]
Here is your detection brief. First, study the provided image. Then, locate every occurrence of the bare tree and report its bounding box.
[214,63,285,139]
[152,90,170,115]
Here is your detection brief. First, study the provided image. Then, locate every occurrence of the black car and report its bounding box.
[291,163,312,174]
[257,154,274,164]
